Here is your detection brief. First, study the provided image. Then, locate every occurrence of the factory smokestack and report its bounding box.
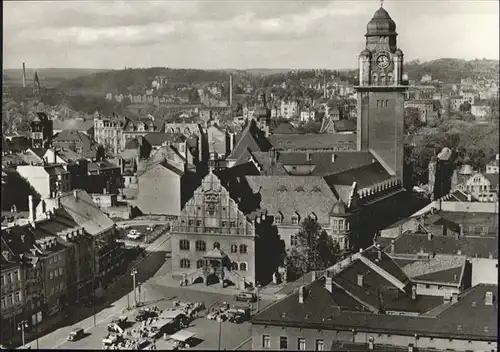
[22,62,27,88]
[229,73,233,106]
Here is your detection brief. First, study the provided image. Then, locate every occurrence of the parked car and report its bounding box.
[67,328,85,341]
[234,292,257,302]
[135,309,157,322]
[127,232,142,240]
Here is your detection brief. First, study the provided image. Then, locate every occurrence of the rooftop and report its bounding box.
[268,133,356,151]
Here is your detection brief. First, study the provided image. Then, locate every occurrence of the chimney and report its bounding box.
[325,277,333,293]
[73,190,78,201]
[229,133,235,153]
[459,224,463,236]
[41,200,46,214]
[103,187,107,195]
[390,240,395,254]
[411,285,417,300]
[357,274,364,287]
[53,149,57,164]
[28,195,34,225]
[331,153,336,162]
[427,232,433,241]
[484,291,494,306]
[22,62,26,88]
[299,285,305,303]
[408,344,414,352]
[229,73,233,106]
[451,293,458,303]
[377,250,382,261]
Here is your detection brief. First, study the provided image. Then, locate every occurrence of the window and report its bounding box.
[221,221,227,227]
[188,220,194,226]
[231,245,238,253]
[196,220,202,226]
[316,339,324,351]
[239,262,247,271]
[231,262,238,270]
[262,335,271,349]
[290,235,298,247]
[179,239,190,251]
[1,297,6,308]
[280,336,288,350]
[180,259,191,269]
[230,221,236,228]
[49,271,54,279]
[292,214,299,225]
[339,220,345,231]
[195,240,206,251]
[274,215,282,225]
[298,338,306,350]
[239,244,248,254]
[6,273,12,284]
[7,294,13,305]
[333,219,339,230]
[196,259,205,269]
[58,268,63,276]
[213,242,220,250]
[0,275,4,285]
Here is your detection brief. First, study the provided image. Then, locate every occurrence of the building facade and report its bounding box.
[170,171,257,289]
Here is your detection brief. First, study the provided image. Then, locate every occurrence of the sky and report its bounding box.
[3,0,499,70]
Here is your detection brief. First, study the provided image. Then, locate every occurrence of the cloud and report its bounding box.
[3,0,498,69]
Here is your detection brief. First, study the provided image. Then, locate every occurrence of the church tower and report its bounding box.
[356,5,408,182]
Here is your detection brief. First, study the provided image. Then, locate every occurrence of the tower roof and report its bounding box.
[330,199,348,216]
[366,7,397,36]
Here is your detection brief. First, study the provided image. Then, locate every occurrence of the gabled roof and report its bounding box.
[88,160,120,173]
[228,120,272,162]
[58,190,115,236]
[144,132,186,147]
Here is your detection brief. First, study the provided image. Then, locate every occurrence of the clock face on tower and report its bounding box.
[376,54,390,69]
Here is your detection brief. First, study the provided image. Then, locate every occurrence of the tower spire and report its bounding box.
[380,0,384,7]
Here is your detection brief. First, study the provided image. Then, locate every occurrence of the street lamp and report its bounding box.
[17,320,29,348]
[131,268,138,307]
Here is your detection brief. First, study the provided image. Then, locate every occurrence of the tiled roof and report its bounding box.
[253,281,498,341]
[400,255,465,285]
[33,208,80,235]
[268,133,356,151]
[483,173,499,188]
[144,132,186,147]
[272,122,299,134]
[53,130,98,158]
[377,233,498,259]
[276,151,374,176]
[324,162,393,189]
[88,160,120,172]
[333,119,357,132]
[52,119,94,132]
[44,165,68,176]
[244,176,337,223]
[58,190,115,236]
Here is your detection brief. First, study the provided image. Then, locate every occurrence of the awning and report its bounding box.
[169,330,195,342]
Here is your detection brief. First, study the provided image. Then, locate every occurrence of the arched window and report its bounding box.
[239,244,248,254]
[175,127,181,133]
[180,259,190,269]
[179,239,190,251]
[231,245,238,253]
[387,73,393,84]
[239,262,247,271]
[380,73,386,85]
[196,259,205,269]
[231,262,238,270]
[167,128,174,134]
[195,240,206,251]
[213,242,220,250]
[274,214,283,225]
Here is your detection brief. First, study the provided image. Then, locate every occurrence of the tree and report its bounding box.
[285,217,341,281]
[459,102,471,113]
[404,107,424,135]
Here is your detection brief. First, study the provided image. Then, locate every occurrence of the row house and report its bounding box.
[280,101,299,119]
[0,252,24,343]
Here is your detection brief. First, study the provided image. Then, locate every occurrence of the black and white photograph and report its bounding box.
[1,0,498,350]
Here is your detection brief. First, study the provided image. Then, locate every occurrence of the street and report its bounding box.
[26,231,274,350]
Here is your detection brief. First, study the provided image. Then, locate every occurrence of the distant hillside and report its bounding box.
[404,58,499,83]
[2,68,109,88]
[57,67,236,95]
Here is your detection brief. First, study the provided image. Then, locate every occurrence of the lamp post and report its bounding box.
[217,319,222,350]
[17,320,28,348]
[131,268,138,307]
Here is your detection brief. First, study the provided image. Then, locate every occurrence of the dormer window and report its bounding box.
[292,213,300,225]
[274,213,283,225]
[309,213,317,221]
